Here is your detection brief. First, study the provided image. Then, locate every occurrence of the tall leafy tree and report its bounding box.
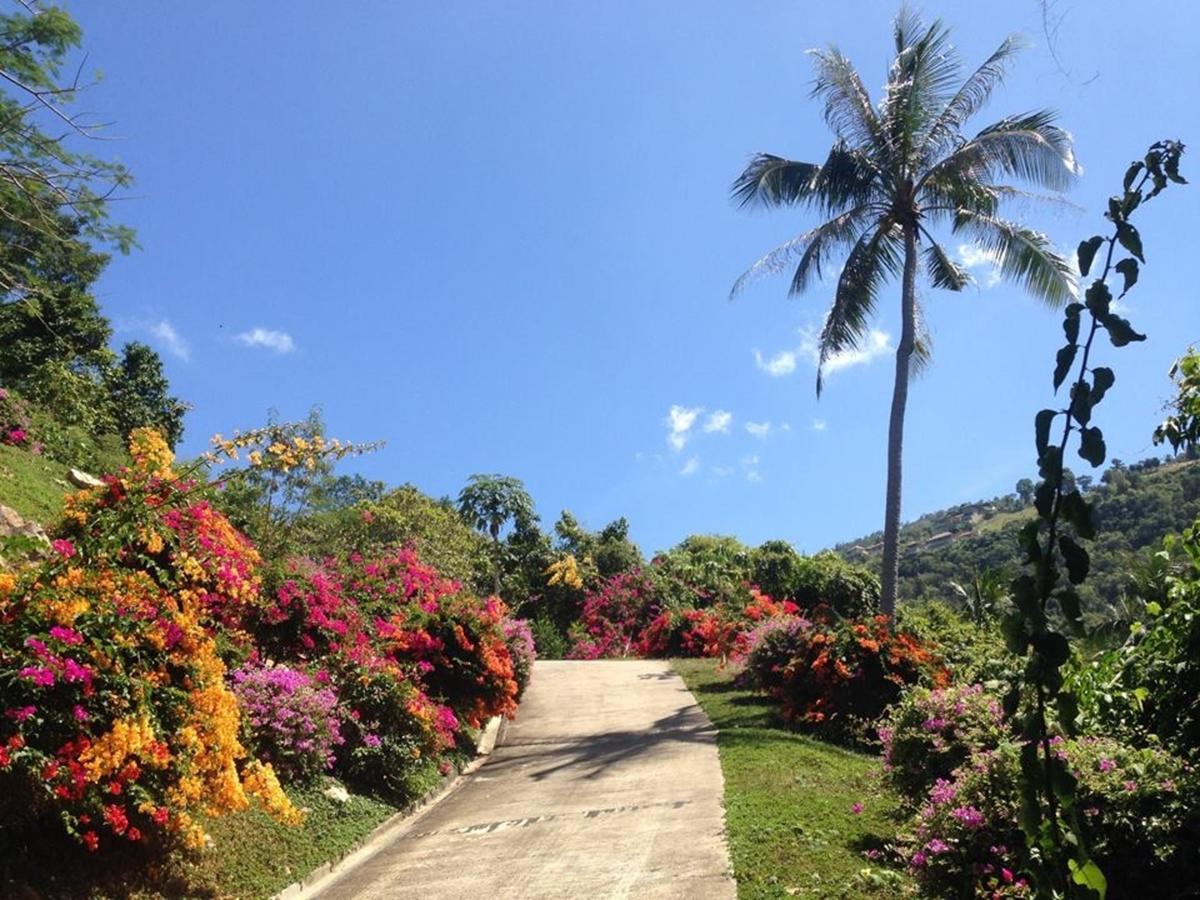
[104,342,188,448]
[731,11,1077,613]
[457,474,537,596]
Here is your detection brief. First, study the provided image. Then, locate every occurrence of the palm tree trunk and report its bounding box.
[879,223,919,616]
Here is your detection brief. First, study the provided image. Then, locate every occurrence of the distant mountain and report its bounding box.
[834,457,1200,615]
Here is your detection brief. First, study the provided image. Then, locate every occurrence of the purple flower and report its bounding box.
[950,805,985,829]
[363,734,382,749]
[1098,758,1115,773]
[851,802,863,815]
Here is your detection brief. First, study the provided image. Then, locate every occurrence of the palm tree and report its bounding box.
[731,10,1078,614]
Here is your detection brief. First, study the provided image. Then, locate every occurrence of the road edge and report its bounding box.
[272,715,504,900]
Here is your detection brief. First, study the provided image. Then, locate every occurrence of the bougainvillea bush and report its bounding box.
[0,430,300,857]
[736,614,813,694]
[901,737,1200,898]
[251,544,523,795]
[769,612,948,734]
[879,683,1006,804]
[231,663,343,782]
[566,569,662,659]
[503,618,536,698]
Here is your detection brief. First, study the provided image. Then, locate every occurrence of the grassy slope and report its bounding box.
[673,659,911,900]
[187,779,402,899]
[0,443,69,524]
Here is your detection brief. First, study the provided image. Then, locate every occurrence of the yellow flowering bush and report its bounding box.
[0,429,301,854]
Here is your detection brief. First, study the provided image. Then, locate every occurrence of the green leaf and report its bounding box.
[1069,858,1108,899]
[1091,367,1115,404]
[1018,519,1043,563]
[1037,630,1071,668]
[1070,382,1093,426]
[1062,303,1083,344]
[1116,221,1144,262]
[1035,409,1057,457]
[1098,312,1146,347]
[1034,479,1057,518]
[1058,587,1084,629]
[1123,161,1144,192]
[1115,257,1139,295]
[1038,445,1063,482]
[1079,426,1106,467]
[1054,343,1078,390]
[1076,236,1104,276]
[1050,753,1078,801]
[1085,281,1111,316]
[1001,613,1028,656]
[1060,491,1096,539]
[1059,690,1080,736]
[1002,683,1022,719]
[1059,535,1090,584]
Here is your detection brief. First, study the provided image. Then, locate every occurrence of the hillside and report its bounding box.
[0,443,71,525]
[834,457,1200,614]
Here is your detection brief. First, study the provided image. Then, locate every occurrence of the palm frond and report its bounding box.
[883,12,960,165]
[921,237,971,290]
[926,110,1079,192]
[807,47,883,150]
[953,210,1075,306]
[790,204,876,295]
[922,35,1024,159]
[816,223,902,394]
[732,154,821,209]
[730,207,870,299]
[920,169,1003,220]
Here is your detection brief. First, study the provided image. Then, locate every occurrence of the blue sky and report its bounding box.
[72,1,1200,555]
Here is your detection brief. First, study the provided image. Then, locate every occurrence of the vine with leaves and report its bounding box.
[1003,139,1186,898]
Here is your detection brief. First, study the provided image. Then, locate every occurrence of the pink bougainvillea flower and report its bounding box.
[51,539,76,559]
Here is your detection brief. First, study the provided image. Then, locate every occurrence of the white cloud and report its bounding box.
[955,243,1002,288]
[799,328,893,375]
[679,455,701,477]
[150,319,190,361]
[703,410,732,433]
[753,348,798,377]
[740,453,762,482]
[712,465,733,478]
[812,419,827,432]
[745,421,771,439]
[666,405,703,451]
[236,327,296,354]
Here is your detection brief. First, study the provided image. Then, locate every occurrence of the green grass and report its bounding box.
[0,443,70,525]
[672,659,912,899]
[187,778,401,899]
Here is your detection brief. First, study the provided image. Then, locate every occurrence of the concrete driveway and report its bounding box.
[311,660,735,900]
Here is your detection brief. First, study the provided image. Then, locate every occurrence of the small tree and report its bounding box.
[105,342,188,448]
[457,474,537,596]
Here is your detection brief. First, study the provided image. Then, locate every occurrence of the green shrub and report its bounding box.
[897,601,1015,686]
[790,551,880,618]
[528,615,569,660]
[879,683,1006,805]
[901,737,1200,898]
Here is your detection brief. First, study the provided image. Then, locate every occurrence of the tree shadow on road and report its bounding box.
[485,705,719,782]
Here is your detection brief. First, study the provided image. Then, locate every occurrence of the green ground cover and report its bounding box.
[672,659,911,899]
[0,443,69,525]
[187,778,404,899]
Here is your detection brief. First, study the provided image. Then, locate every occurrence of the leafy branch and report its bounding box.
[1004,139,1186,898]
